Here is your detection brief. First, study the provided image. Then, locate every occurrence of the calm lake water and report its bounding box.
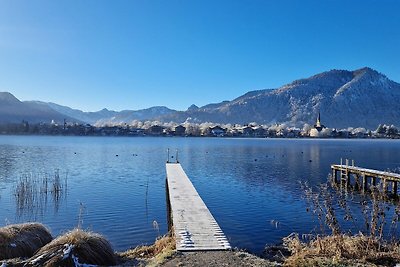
[1,136,400,254]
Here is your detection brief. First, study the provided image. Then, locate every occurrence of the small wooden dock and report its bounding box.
[166,162,231,251]
[331,159,400,195]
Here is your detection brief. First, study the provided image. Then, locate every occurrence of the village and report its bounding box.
[0,114,399,139]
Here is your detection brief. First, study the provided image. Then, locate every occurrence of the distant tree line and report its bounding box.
[0,120,399,139]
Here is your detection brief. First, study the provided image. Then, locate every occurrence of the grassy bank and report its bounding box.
[118,234,176,266]
[1,222,399,266]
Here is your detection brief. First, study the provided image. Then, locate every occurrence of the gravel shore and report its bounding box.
[159,251,279,267]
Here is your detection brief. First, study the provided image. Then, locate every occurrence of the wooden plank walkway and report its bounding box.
[331,165,400,181]
[331,161,400,194]
[166,163,231,251]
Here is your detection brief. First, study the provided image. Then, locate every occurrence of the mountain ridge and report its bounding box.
[158,67,400,128]
[26,101,177,126]
[1,67,399,129]
[0,92,80,124]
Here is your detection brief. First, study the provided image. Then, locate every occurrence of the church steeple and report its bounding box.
[316,112,321,128]
[314,111,325,131]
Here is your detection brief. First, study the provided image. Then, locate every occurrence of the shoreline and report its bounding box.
[1,223,399,266]
[1,132,400,140]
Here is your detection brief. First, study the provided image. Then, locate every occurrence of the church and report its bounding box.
[310,112,327,137]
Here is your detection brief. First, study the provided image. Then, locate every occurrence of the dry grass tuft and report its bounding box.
[283,232,400,266]
[26,228,116,266]
[0,223,52,260]
[119,234,176,266]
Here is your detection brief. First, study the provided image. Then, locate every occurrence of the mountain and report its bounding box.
[0,92,79,124]
[187,104,199,111]
[28,101,118,125]
[93,106,177,126]
[31,101,177,126]
[158,67,400,129]
[2,67,399,129]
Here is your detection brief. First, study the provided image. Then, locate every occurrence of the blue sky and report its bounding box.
[0,0,399,111]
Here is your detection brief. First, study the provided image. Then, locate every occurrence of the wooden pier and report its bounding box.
[331,159,400,195]
[166,162,231,251]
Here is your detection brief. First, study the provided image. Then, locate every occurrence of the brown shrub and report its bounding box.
[120,234,175,259]
[118,234,175,266]
[283,233,400,266]
[26,228,116,266]
[0,223,52,260]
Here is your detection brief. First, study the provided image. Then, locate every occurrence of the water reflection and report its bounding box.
[177,138,400,253]
[1,136,400,254]
[0,145,20,183]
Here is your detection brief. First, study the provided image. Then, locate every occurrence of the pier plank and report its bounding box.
[166,163,231,251]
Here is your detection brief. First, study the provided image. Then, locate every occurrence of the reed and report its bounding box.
[284,180,400,265]
[153,220,160,237]
[284,233,400,266]
[14,170,67,219]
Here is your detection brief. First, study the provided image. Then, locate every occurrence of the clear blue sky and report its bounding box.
[0,0,399,111]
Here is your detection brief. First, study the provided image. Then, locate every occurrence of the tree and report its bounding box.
[386,125,398,137]
[185,124,201,136]
[302,123,312,136]
[375,124,386,135]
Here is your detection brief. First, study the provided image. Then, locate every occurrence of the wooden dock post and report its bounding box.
[354,173,360,190]
[340,158,343,184]
[332,169,338,183]
[345,159,350,188]
[167,148,170,163]
[383,178,388,193]
[165,178,173,231]
[362,173,367,192]
[393,181,398,195]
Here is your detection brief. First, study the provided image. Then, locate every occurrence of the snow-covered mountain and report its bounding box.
[30,101,177,126]
[0,92,79,124]
[28,101,119,125]
[2,67,399,129]
[93,106,177,126]
[159,67,400,129]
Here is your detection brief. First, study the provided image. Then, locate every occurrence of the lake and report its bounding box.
[1,136,400,254]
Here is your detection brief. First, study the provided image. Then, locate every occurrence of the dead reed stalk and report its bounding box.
[284,233,400,266]
[291,180,400,265]
[14,171,67,219]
